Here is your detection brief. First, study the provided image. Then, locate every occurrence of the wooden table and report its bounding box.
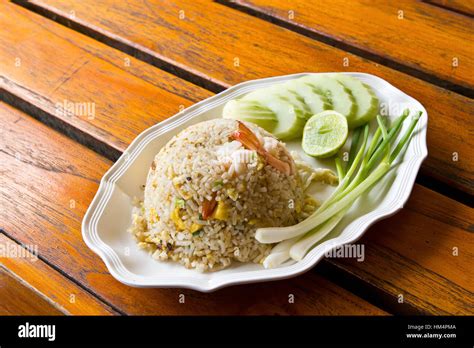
[0,0,472,316]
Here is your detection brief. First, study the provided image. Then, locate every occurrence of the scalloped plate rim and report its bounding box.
[82,72,428,292]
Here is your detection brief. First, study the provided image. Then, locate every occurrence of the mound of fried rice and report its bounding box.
[129,119,336,271]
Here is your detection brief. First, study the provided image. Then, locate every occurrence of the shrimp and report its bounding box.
[231,121,292,175]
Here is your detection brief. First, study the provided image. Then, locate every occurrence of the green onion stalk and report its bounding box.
[259,109,422,266]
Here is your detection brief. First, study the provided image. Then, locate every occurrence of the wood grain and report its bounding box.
[426,0,474,16]
[0,102,386,315]
[1,1,472,315]
[0,1,212,159]
[329,184,474,314]
[1,102,472,314]
[0,267,64,315]
[0,233,117,315]
[11,0,474,195]
[231,0,474,91]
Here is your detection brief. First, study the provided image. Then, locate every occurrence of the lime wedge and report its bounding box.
[302,111,348,158]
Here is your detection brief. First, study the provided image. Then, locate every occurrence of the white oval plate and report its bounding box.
[82,72,428,292]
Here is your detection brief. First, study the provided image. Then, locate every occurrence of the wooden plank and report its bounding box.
[0,0,469,313]
[0,233,117,315]
[1,102,472,314]
[0,267,64,315]
[425,0,474,16]
[0,0,212,159]
[231,0,474,91]
[10,0,474,195]
[329,184,474,315]
[405,184,473,232]
[0,102,386,315]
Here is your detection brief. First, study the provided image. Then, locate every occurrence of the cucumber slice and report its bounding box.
[330,74,379,128]
[243,86,311,120]
[222,99,277,131]
[267,84,313,119]
[299,75,357,127]
[242,89,306,140]
[284,79,332,115]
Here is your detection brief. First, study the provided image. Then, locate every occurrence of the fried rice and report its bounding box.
[129,118,335,271]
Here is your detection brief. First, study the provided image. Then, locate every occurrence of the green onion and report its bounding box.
[213,180,224,187]
[336,109,408,199]
[290,208,348,261]
[175,198,185,209]
[262,237,300,269]
[390,111,421,163]
[377,115,388,140]
[335,157,344,181]
[377,115,391,161]
[340,124,369,190]
[319,124,369,216]
[347,126,362,171]
[366,110,408,170]
[257,109,421,252]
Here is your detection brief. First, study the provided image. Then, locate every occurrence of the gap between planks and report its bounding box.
[0,67,470,315]
[0,103,395,315]
[0,3,471,314]
[14,0,473,99]
[11,0,225,94]
[1,266,67,315]
[0,230,127,316]
[423,0,474,18]
[315,261,423,315]
[1,68,471,207]
[0,85,122,161]
[7,0,473,206]
[217,0,474,99]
